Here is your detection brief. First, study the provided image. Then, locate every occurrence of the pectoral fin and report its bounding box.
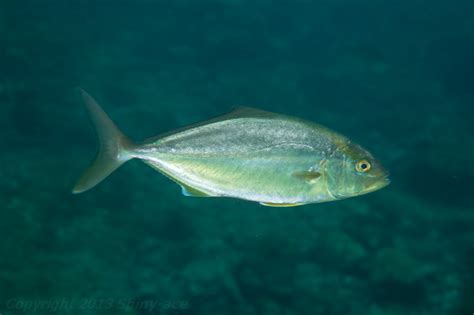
[292,170,321,183]
[259,202,306,207]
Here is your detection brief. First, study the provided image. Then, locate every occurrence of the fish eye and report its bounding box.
[355,159,371,173]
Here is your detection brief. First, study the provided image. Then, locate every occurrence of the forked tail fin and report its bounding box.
[72,88,135,194]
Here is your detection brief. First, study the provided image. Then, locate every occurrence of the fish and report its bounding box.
[73,88,390,206]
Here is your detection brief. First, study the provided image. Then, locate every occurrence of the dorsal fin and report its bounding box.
[143,106,281,143]
[225,106,280,119]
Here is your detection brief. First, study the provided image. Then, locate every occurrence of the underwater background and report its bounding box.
[1,0,473,314]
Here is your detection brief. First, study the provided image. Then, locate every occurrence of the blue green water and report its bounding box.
[1,0,473,314]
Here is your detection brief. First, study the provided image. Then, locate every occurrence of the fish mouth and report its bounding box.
[366,175,390,192]
[369,175,391,191]
[380,176,391,188]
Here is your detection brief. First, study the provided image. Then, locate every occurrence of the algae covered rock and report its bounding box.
[371,248,430,285]
[370,247,435,306]
[314,229,367,269]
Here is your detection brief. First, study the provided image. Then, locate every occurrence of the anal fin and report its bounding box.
[144,161,215,198]
[181,184,213,197]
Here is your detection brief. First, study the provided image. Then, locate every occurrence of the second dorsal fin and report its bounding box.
[225,106,279,119]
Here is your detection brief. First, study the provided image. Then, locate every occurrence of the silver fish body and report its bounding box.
[138,113,342,204]
[73,89,390,206]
